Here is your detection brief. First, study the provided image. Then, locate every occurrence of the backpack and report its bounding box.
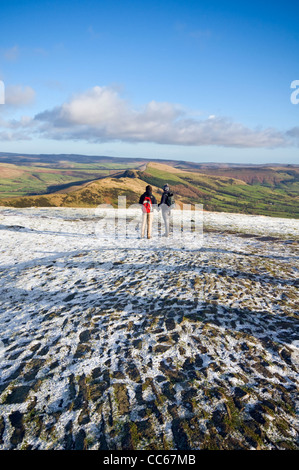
[142,196,152,213]
[166,192,175,207]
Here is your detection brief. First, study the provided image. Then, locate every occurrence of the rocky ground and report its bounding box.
[0,207,298,450]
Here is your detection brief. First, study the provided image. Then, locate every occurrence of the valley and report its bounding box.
[0,153,298,219]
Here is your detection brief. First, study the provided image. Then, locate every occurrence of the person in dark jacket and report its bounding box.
[159,184,171,237]
[139,185,157,239]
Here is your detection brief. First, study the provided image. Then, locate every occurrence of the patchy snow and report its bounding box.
[0,206,298,450]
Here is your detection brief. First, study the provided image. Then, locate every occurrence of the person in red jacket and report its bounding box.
[139,185,157,239]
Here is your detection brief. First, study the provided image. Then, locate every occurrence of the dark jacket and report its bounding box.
[139,189,157,207]
[159,190,169,207]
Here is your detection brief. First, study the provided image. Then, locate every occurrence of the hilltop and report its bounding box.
[0,153,298,218]
[0,206,298,450]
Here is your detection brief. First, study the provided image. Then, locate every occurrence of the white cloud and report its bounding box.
[5,85,36,107]
[0,114,34,145]
[34,85,289,148]
[286,127,299,138]
[0,85,297,148]
[286,127,299,146]
[0,130,31,141]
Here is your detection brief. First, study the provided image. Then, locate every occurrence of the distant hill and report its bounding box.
[0,153,298,218]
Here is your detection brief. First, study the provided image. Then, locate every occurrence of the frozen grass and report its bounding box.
[0,206,298,450]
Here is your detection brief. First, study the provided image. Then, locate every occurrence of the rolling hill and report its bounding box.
[0,153,298,219]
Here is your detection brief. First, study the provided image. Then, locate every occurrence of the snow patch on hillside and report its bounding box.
[0,206,298,450]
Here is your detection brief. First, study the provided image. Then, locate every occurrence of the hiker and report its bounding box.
[139,185,157,239]
[158,184,175,237]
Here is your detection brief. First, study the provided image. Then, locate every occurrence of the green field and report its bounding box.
[0,162,134,198]
[0,154,298,219]
[137,163,299,219]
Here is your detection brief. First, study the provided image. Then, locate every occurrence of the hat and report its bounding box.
[163,184,170,191]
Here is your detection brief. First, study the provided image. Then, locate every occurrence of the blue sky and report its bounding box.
[0,0,298,163]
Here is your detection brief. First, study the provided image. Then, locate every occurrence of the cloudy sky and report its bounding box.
[0,0,298,163]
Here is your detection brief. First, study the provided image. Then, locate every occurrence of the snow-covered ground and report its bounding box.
[0,206,298,450]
